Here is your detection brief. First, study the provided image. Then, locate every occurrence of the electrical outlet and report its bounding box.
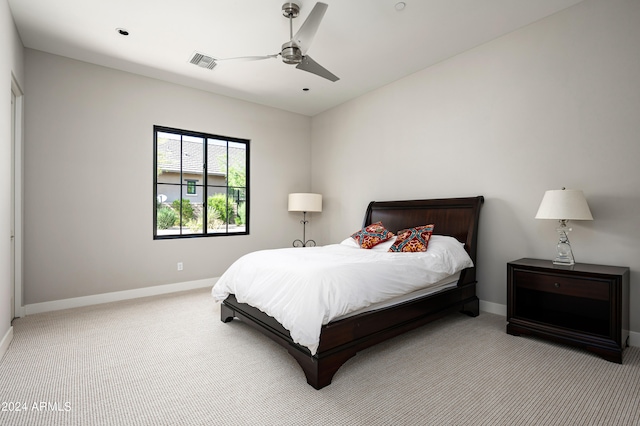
[177,262,183,271]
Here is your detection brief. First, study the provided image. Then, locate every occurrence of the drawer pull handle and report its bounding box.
[554,283,560,288]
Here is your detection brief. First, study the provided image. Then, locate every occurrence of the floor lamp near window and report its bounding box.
[288,193,322,247]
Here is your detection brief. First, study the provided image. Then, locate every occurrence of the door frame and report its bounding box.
[11,75,24,319]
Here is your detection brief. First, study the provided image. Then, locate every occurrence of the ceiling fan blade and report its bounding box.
[292,2,328,54]
[296,55,339,82]
[215,54,279,63]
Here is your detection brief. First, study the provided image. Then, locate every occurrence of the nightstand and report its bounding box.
[507,258,630,363]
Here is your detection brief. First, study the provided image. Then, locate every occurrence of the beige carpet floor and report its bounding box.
[1,287,639,425]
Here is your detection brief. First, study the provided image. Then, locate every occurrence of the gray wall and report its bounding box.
[311,0,640,332]
[1,0,24,344]
[23,49,312,304]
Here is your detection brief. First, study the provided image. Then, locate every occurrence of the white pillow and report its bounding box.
[341,234,471,273]
[420,235,473,273]
[340,236,398,251]
[340,237,359,248]
[369,236,398,251]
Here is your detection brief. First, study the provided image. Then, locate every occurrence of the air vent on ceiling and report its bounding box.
[189,52,217,70]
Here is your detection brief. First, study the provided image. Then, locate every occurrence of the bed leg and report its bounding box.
[287,347,357,390]
[220,303,235,323]
[460,297,479,317]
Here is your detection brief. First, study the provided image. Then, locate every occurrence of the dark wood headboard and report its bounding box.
[362,196,484,277]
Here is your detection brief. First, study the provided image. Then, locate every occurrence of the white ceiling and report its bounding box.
[8,0,584,116]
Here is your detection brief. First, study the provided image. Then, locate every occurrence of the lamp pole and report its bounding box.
[292,211,316,247]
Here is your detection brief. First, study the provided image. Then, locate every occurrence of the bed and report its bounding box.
[215,196,484,389]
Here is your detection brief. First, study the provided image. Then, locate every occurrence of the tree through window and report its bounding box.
[154,126,249,239]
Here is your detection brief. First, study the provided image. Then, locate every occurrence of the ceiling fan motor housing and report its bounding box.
[281,40,302,64]
[282,2,300,18]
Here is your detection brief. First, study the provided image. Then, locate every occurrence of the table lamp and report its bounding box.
[535,188,593,265]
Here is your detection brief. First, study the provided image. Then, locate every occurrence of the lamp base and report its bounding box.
[553,254,575,266]
[553,220,575,265]
[292,239,316,248]
[292,211,316,248]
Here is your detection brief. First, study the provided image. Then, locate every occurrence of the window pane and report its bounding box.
[156,183,180,236]
[183,136,204,180]
[206,187,229,234]
[224,142,247,234]
[227,187,247,233]
[207,138,227,185]
[228,142,247,188]
[178,193,204,236]
[156,132,181,184]
[171,190,195,234]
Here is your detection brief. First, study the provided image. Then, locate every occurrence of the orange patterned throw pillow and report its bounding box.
[351,222,395,249]
[388,224,435,252]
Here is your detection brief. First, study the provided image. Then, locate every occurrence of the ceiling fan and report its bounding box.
[215,2,339,82]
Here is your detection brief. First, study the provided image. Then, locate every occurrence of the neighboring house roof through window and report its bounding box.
[157,138,245,176]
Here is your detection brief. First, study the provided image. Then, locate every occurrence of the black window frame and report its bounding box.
[153,125,250,240]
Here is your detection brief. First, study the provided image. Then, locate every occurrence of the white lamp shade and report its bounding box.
[535,189,593,220]
[288,193,322,212]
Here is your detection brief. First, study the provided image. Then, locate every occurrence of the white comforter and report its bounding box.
[211,235,473,355]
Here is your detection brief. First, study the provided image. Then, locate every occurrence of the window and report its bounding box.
[186,180,197,195]
[154,126,249,239]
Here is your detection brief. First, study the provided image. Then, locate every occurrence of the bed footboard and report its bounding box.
[287,345,357,390]
[221,282,479,389]
[221,295,350,389]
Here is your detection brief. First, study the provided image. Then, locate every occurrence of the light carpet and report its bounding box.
[1,288,639,425]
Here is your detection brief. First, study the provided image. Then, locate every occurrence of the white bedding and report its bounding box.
[333,271,460,321]
[211,235,473,355]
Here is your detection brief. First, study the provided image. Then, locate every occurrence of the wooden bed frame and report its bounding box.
[221,196,484,389]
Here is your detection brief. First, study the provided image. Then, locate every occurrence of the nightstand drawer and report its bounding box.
[514,270,609,301]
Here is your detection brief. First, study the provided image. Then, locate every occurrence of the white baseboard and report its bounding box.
[479,299,639,348]
[24,278,218,315]
[0,326,13,361]
[14,306,25,319]
[479,299,507,317]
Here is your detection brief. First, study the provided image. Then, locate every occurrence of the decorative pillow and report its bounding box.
[388,224,435,252]
[350,222,394,249]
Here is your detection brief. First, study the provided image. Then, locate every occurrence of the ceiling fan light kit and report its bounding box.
[281,41,303,64]
[211,2,339,82]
